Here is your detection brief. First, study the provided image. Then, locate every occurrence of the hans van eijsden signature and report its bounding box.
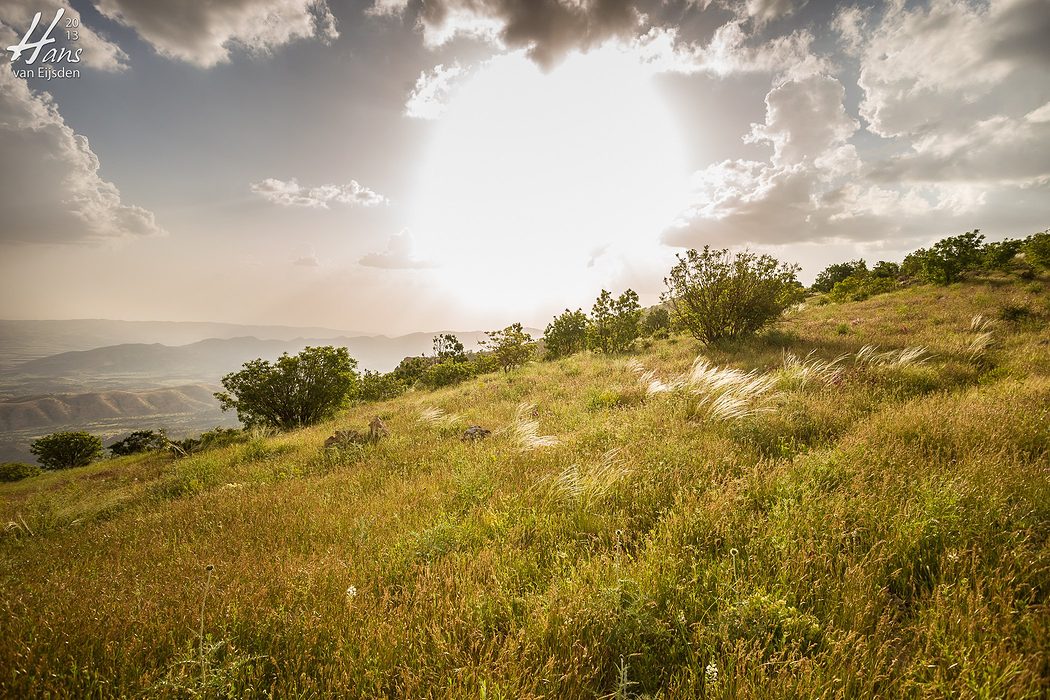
[6,8,83,79]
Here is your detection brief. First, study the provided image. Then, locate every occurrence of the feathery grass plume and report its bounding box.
[512,402,559,450]
[967,332,995,361]
[627,358,682,395]
[779,350,847,389]
[855,344,931,368]
[552,448,630,508]
[970,313,995,333]
[681,357,779,421]
[417,407,460,425]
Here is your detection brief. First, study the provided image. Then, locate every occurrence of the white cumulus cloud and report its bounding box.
[92,0,338,68]
[251,178,387,208]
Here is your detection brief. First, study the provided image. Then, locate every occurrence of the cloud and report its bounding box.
[0,66,163,244]
[868,110,1050,186]
[630,21,829,80]
[851,0,1050,138]
[250,178,387,208]
[293,254,320,267]
[371,0,643,68]
[92,0,338,68]
[0,0,128,71]
[742,0,802,26]
[359,230,434,269]
[745,74,857,167]
[665,74,870,247]
[405,62,467,119]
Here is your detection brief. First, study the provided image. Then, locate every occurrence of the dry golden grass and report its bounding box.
[1,274,1048,698]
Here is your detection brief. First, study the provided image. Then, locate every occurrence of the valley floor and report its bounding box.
[2,277,1048,698]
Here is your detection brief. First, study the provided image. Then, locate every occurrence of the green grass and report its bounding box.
[2,276,1049,698]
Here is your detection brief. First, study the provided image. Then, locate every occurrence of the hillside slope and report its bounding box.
[0,384,221,432]
[1,277,1048,698]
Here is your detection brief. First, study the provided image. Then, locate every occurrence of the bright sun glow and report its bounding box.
[410,48,689,318]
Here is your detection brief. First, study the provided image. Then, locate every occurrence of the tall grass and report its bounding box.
[1,276,1047,698]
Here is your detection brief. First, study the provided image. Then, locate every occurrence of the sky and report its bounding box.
[0,0,1048,335]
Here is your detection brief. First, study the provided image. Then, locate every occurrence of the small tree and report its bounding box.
[1021,230,1050,268]
[358,370,407,402]
[482,323,533,372]
[543,308,588,359]
[420,360,475,389]
[109,429,169,456]
[30,431,104,470]
[432,333,466,362]
[215,346,359,430]
[902,230,985,284]
[641,306,671,337]
[870,261,900,279]
[588,289,642,353]
[662,247,802,344]
[392,355,435,386]
[812,260,867,293]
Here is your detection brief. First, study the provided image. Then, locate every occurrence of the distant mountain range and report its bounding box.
[0,320,541,463]
[9,332,503,382]
[0,319,358,370]
[0,384,223,432]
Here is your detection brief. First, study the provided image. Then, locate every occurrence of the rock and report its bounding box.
[325,417,389,450]
[461,425,491,441]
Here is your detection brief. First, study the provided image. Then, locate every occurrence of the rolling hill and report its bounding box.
[1,277,1047,697]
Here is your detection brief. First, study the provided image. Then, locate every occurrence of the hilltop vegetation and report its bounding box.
[1,236,1049,697]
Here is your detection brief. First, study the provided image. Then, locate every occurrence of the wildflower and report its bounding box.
[346,585,358,599]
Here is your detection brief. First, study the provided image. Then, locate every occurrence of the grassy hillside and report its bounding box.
[2,277,1048,698]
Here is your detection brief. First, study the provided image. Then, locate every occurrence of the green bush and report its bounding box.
[419,360,475,389]
[168,427,245,458]
[982,238,1024,270]
[481,323,533,372]
[662,247,803,343]
[828,273,896,302]
[543,308,588,359]
[1023,230,1050,268]
[641,306,671,337]
[29,431,104,470]
[215,346,359,430]
[0,462,42,482]
[358,370,407,402]
[812,259,866,293]
[588,289,642,353]
[109,429,169,456]
[902,230,984,284]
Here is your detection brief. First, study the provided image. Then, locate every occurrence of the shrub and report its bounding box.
[982,238,1024,270]
[543,308,588,359]
[587,289,642,353]
[432,333,466,362]
[1023,230,1050,268]
[109,429,169,456]
[482,323,533,372]
[902,230,984,284]
[662,247,803,343]
[641,306,671,337]
[812,259,867,293]
[871,260,900,279]
[358,370,407,402]
[29,431,104,470]
[828,273,896,302]
[0,462,41,482]
[168,428,245,458]
[215,346,359,430]
[392,355,436,385]
[419,360,475,389]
